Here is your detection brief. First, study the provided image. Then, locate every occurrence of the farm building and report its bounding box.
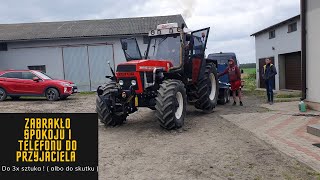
[0,15,185,91]
[301,0,320,109]
[251,15,301,91]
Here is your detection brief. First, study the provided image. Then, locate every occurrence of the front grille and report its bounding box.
[117,65,136,72]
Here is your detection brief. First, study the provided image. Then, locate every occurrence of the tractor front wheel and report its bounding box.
[155,79,187,130]
[195,63,219,112]
[96,82,127,127]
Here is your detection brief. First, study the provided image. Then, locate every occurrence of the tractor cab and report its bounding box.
[120,23,210,70]
[118,23,210,92]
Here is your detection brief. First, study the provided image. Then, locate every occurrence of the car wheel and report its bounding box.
[46,88,59,101]
[218,89,229,105]
[226,89,231,103]
[10,96,21,100]
[0,88,7,101]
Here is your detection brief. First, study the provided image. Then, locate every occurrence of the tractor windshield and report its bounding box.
[146,34,181,67]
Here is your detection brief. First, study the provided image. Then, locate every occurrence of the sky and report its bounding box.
[0,0,301,63]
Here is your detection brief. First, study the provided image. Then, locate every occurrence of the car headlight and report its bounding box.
[119,80,124,86]
[60,82,71,87]
[131,80,137,86]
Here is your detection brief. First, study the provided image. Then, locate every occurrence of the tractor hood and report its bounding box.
[117,60,173,72]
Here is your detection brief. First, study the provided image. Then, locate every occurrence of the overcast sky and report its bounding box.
[0,0,300,63]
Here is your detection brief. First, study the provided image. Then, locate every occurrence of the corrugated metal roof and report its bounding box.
[0,14,185,42]
[251,15,300,37]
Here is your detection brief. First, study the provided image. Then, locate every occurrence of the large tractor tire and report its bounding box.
[155,79,187,130]
[96,82,126,126]
[194,63,219,112]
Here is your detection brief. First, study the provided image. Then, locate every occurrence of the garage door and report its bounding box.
[285,52,301,90]
[88,45,114,91]
[63,45,114,92]
[63,47,91,91]
[259,57,275,89]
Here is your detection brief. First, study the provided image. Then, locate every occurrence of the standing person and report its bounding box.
[262,58,277,105]
[218,59,243,106]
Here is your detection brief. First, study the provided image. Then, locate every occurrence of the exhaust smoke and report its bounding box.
[177,0,198,19]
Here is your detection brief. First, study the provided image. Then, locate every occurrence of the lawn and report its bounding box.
[242,68,256,75]
[242,68,257,92]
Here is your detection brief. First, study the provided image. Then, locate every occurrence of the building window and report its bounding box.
[0,43,8,51]
[28,65,46,73]
[269,30,276,39]
[143,36,149,44]
[288,22,297,33]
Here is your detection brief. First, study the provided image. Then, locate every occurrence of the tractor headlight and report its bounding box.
[131,80,137,86]
[119,80,124,86]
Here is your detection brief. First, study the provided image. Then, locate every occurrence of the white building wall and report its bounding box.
[255,18,301,90]
[0,35,148,80]
[306,0,320,103]
[0,47,64,79]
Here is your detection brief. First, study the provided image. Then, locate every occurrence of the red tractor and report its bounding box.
[96,23,219,129]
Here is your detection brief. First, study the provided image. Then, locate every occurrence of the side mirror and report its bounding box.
[121,42,128,50]
[241,69,244,74]
[33,77,40,82]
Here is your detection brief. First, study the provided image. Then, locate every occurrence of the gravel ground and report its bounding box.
[0,93,318,180]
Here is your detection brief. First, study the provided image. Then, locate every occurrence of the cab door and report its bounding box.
[191,27,210,57]
[120,38,142,61]
[190,28,210,81]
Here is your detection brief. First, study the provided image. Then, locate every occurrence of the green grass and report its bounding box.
[275,91,302,98]
[242,68,256,74]
[79,91,95,95]
[242,68,257,92]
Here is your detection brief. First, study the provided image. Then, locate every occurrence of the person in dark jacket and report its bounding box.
[262,58,277,105]
[218,59,243,106]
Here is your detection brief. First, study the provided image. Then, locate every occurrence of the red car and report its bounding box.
[0,70,77,101]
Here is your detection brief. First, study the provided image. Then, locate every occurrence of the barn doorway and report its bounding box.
[62,45,114,92]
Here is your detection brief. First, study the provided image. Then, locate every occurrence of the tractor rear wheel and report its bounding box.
[96,82,126,126]
[194,63,219,112]
[155,79,187,130]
